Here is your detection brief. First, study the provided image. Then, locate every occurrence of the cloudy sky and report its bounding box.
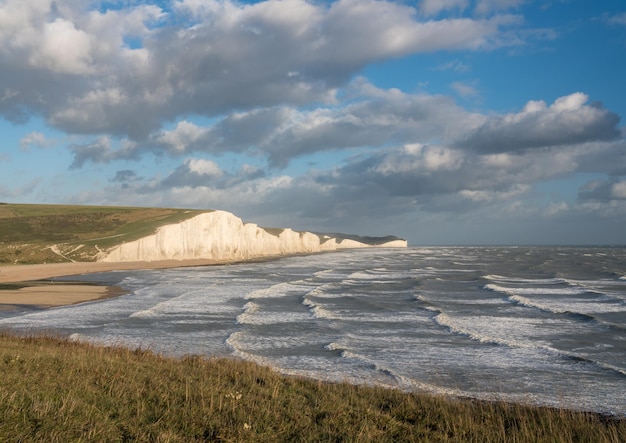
[1,0,625,245]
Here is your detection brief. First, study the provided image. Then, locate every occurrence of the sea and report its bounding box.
[1,246,625,416]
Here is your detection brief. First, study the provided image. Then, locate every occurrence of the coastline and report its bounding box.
[0,258,236,309]
[0,253,326,309]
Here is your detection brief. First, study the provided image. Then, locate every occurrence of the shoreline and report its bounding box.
[0,258,239,309]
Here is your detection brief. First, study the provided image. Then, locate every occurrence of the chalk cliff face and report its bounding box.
[99,210,407,263]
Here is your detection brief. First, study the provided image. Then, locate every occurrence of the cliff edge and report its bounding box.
[99,210,407,263]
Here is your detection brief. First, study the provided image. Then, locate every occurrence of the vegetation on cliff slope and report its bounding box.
[0,203,203,264]
[0,333,623,443]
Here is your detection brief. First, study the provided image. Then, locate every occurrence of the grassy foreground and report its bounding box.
[0,333,624,442]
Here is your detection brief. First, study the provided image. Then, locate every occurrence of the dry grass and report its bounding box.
[0,332,623,442]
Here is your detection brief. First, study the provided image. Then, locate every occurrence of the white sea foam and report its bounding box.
[484,282,595,297]
[433,312,562,351]
[302,283,347,299]
[225,331,276,366]
[484,275,567,285]
[303,300,340,321]
[431,311,626,381]
[324,341,464,396]
[594,360,626,378]
[346,269,414,282]
[235,301,259,324]
[129,289,239,319]
[236,305,311,325]
[244,280,316,299]
[486,277,626,303]
[304,297,420,323]
[508,294,626,315]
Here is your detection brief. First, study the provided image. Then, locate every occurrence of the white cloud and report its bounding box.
[69,136,138,168]
[65,86,624,183]
[551,92,587,112]
[457,93,621,153]
[0,179,41,199]
[0,0,525,138]
[187,158,223,178]
[451,81,480,98]
[435,59,470,72]
[380,144,465,173]
[475,0,526,15]
[458,184,529,203]
[67,80,486,168]
[419,0,469,16]
[156,121,210,154]
[611,181,626,200]
[32,18,94,74]
[19,131,48,150]
[608,12,626,26]
[544,202,569,217]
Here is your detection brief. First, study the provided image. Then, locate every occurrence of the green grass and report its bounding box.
[0,204,205,264]
[0,333,623,442]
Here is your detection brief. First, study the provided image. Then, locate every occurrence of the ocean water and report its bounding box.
[1,247,625,415]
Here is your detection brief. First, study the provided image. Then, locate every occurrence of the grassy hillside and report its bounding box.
[0,333,623,442]
[0,203,205,264]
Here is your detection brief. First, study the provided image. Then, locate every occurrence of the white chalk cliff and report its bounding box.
[98,210,407,263]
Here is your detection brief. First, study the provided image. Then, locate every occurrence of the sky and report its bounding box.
[1,0,625,245]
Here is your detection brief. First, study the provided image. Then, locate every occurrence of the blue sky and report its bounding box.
[1,0,625,245]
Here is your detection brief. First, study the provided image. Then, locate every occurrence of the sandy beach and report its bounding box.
[0,259,228,309]
[0,284,122,308]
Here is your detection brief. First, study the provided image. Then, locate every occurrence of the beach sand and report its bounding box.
[0,259,228,309]
[0,284,121,308]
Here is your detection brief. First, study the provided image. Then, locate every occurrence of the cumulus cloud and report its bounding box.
[579,179,626,202]
[69,81,484,168]
[456,93,621,153]
[81,118,625,239]
[67,87,623,174]
[129,141,553,218]
[612,182,626,199]
[19,131,49,150]
[69,136,138,168]
[161,159,223,188]
[160,158,264,190]
[0,0,525,139]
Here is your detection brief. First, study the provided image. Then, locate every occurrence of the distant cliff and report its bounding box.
[99,210,407,263]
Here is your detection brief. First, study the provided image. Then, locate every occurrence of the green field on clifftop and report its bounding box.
[0,203,205,264]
